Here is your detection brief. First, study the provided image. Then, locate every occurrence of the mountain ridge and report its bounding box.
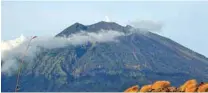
[55,21,131,37]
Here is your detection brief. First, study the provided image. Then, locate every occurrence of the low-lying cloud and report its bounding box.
[1,30,125,75]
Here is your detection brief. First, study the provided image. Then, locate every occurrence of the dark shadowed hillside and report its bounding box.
[2,21,208,92]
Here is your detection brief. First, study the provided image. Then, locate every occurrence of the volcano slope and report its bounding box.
[2,21,208,92]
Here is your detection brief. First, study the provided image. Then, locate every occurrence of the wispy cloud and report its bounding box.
[129,19,163,33]
[1,30,125,74]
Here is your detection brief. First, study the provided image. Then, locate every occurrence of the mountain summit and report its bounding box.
[55,21,131,37]
[2,21,208,92]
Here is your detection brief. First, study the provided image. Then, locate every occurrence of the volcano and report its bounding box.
[2,21,208,92]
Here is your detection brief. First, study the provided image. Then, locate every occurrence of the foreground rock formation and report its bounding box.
[124,79,208,92]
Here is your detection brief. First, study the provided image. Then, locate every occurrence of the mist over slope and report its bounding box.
[1,30,125,74]
[1,21,208,92]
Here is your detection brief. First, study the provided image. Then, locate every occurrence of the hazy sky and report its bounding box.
[1,1,208,57]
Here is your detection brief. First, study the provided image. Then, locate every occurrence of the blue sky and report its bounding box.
[1,1,208,57]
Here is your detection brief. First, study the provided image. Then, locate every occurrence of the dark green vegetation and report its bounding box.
[2,21,208,92]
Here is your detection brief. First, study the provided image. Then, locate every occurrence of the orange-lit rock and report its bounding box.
[198,83,208,92]
[180,79,197,91]
[140,85,152,92]
[185,83,197,92]
[167,87,178,92]
[124,79,208,92]
[152,81,170,90]
[124,85,139,93]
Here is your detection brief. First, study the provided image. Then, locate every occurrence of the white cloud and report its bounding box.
[1,30,125,74]
[1,59,19,76]
[129,19,163,33]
